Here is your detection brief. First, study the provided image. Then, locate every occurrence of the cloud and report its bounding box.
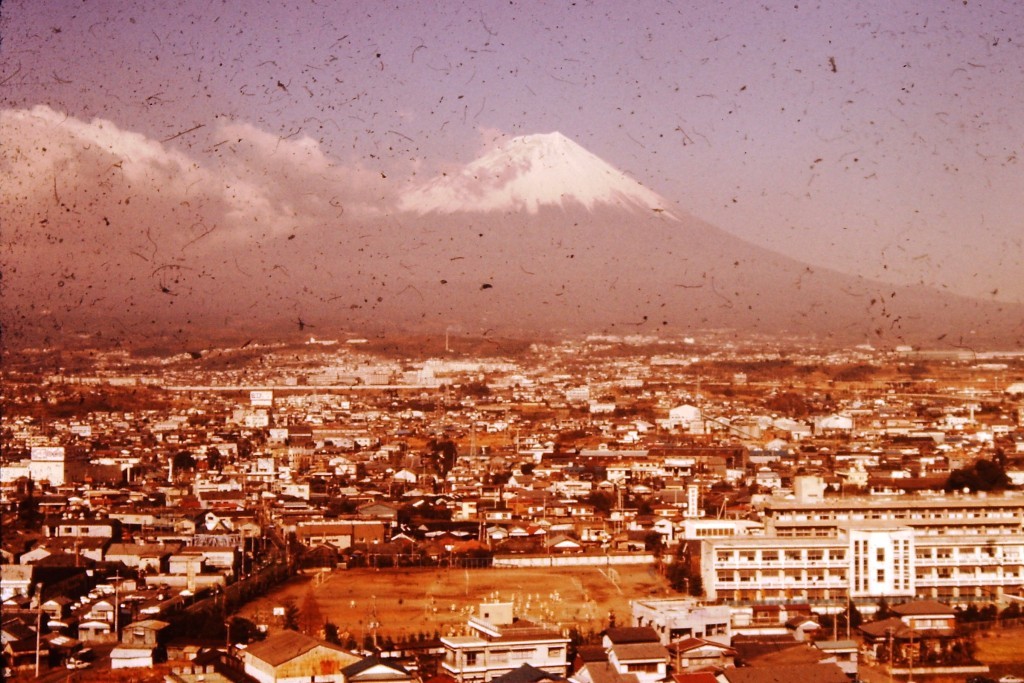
[0,106,402,341]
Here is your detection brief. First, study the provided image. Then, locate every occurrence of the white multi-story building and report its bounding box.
[440,602,569,683]
[700,491,1024,607]
[630,598,732,645]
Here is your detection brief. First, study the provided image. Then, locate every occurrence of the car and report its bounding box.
[65,659,91,670]
[998,676,1024,683]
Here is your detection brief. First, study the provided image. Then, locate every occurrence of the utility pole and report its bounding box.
[34,586,42,678]
[907,628,915,683]
[113,571,123,637]
[887,627,894,683]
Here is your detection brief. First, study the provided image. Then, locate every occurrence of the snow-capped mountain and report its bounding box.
[400,132,674,217]
[9,128,1021,348]
[379,133,1022,345]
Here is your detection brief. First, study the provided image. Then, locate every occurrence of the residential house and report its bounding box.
[812,640,858,678]
[0,565,34,601]
[440,602,570,683]
[664,637,736,672]
[341,655,418,683]
[600,629,668,683]
[717,662,848,683]
[630,599,731,645]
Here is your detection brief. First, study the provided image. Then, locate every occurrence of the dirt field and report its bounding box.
[240,564,672,642]
[974,626,1024,678]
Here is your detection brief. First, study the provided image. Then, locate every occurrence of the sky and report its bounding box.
[2,0,1023,342]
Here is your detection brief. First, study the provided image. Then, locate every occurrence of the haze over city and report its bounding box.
[2,0,1023,347]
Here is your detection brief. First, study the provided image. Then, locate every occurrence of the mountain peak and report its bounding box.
[399,132,675,216]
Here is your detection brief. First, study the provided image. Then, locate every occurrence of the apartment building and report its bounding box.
[700,488,1024,606]
[440,602,570,683]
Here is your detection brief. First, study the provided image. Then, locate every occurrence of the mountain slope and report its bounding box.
[4,132,1021,349]
[374,133,1022,344]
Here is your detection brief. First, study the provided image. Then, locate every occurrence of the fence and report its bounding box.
[492,552,657,568]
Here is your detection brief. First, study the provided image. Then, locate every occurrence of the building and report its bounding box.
[629,599,731,645]
[665,637,736,672]
[440,602,570,683]
[341,655,417,683]
[600,629,668,683]
[242,630,359,683]
[700,492,1024,607]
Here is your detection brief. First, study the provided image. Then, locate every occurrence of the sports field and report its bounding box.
[240,564,671,641]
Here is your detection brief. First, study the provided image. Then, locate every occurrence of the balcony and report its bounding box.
[715,558,848,570]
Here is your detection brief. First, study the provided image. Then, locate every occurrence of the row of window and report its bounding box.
[462,648,563,666]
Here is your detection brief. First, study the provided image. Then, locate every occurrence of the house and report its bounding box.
[295,521,387,551]
[41,596,76,622]
[242,629,359,683]
[718,662,848,683]
[570,660,637,683]
[104,542,178,573]
[441,602,570,683]
[630,599,731,646]
[111,645,158,669]
[664,637,736,672]
[784,615,821,642]
[605,642,668,683]
[77,619,115,642]
[121,619,170,648]
[812,640,858,678]
[600,628,667,683]
[493,663,566,683]
[891,600,957,632]
[2,634,49,673]
[0,565,34,601]
[341,655,417,683]
[544,536,583,553]
[859,600,964,671]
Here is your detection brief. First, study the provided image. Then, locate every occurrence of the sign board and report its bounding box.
[31,446,65,462]
[250,390,273,406]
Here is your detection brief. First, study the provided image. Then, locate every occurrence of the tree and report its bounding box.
[842,600,863,630]
[585,490,615,514]
[299,587,323,636]
[282,597,301,631]
[643,531,663,553]
[206,447,222,471]
[945,457,1010,492]
[227,616,261,644]
[172,450,196,472]
[428,438,458,476]
[16,490,41,528]
[323,621,341,645]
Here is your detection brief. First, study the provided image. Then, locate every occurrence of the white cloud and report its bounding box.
[0,106,405,333]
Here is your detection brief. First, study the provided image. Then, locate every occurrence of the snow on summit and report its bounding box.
[400,132,675,216]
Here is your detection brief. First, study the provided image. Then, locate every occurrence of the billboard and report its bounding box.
[31,446,66,462]
[250,390,273,407]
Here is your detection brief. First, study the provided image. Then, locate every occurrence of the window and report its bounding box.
[547,647,563,658]
[465,651,480,666]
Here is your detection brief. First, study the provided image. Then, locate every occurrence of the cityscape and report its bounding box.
[3,0,1024,682]
[2,333,1023,681]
